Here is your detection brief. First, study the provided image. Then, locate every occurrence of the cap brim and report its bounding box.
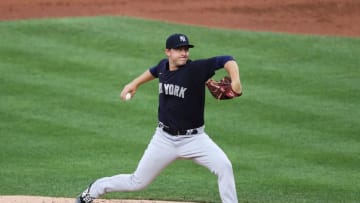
[174,44,194,49]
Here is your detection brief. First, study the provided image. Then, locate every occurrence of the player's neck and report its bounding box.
[168,61,179,71]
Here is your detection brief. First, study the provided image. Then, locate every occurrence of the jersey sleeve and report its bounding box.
[149,59,168,78]
[196,55,235,80]
[212,55,235,69]
[149,65,159,78]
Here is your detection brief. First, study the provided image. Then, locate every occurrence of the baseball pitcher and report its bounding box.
[76,33,242,203]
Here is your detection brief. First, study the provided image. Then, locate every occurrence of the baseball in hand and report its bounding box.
[125,93,132,101]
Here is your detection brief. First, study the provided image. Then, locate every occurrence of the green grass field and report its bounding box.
[1,16,359,203]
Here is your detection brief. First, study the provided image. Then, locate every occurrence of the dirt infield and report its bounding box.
[0,0,358,203]
[0,196,196,203]
[0,0,359,37]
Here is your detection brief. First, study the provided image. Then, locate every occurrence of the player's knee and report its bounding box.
[127,174,152,191]
[216,158,234,176]
[128,183,148,191]
[223,159,234,172]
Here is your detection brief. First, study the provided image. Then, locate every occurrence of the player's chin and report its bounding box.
[177,59,188,66]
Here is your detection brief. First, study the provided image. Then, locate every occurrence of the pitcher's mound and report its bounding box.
[0,196,196,203]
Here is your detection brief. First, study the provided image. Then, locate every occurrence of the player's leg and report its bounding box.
[180,133,238,203]
[78,128,178,200]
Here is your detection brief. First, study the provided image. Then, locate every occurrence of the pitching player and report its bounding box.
[76,33,242,203]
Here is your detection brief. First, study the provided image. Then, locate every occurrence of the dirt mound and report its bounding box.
[0,196,196,203]
[0,0,359,37]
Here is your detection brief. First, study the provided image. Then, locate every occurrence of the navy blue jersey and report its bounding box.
[149,55,234,130]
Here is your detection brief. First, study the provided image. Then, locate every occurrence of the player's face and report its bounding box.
[166,46,190,67]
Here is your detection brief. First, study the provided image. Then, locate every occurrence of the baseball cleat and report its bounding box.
[75,183,94,203]
[75,193,94,203]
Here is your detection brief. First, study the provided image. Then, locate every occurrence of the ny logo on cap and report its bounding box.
[179,35,187,42]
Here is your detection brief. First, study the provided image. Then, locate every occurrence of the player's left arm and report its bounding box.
[224,60,242,95]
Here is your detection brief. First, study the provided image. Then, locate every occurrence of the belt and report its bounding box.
[158,122,198,136]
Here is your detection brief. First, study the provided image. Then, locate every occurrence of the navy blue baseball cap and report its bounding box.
[166,33,194,49]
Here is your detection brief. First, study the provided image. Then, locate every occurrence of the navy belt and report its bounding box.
[158,122,198,136]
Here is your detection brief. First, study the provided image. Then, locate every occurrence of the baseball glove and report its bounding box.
[206,76,241,100]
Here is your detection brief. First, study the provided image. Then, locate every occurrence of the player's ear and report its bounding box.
[165,48,171,57]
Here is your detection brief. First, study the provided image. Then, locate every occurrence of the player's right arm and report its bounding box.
[120,70,155,100]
